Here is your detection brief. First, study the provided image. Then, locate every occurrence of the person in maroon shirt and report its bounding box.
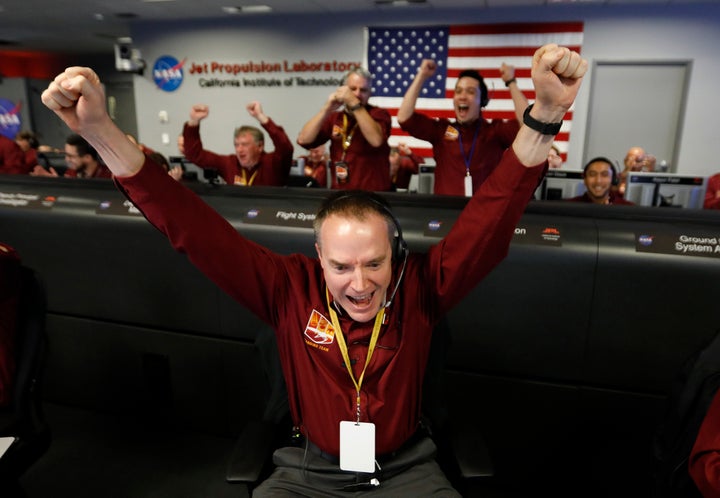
[297,143,329,188]
[0,242,20,408]
[297,67,392,192]
[183,101,293,186]
[690,389,720,497]
[41,44,587,496]
[704,172,720,210]
[389,142,423,191]
[0,134,26,175]
[398,60,529,197]
[567,157,634,205]
[15,130,40,174]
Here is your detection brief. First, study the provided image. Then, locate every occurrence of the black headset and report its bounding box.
[583,156,619,186]
[319,191,408,261]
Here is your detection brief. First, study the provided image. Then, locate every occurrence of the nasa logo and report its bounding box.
[247,209,259,219]
[152,56,186,92]
[427,220,442,231]
[638,234,654,246]
[0,98,22,140]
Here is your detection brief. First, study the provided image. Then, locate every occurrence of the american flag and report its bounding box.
[365,22,584,162]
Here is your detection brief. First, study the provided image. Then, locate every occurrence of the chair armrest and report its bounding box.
[225,419,277,483]
[450,419,495,479]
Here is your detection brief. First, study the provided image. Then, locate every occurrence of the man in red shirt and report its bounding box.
[398,61,529,196]
[0,134,26,175]
[704,172,720,209]
[183,101,293,186]
[297,67,392,192]
[41,43,587,496]
[567,157,634,205]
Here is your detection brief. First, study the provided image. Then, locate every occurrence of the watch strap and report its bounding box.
[522,103,563,135]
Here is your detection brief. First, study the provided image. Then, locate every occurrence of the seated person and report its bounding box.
[567,157,634,205]
[30,134,111,178]
[298,143,329,187]
[389,142,423,191]
[548,144,563,169]
[690,386,720,496]
[39,43,587,496]
[0,134,25,175]
[704,172,720,210]
[0,242,20,407]
[15,130,40,174]
[615,145,656,197]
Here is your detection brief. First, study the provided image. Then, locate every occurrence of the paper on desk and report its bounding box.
[0,436,15,457]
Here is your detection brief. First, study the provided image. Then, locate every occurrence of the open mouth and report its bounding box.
[347,292,374,308]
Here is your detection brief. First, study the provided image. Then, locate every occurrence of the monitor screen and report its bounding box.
[169,155,208,183]
[624,172,707,209]
[407,164,435,194]
[535,169,586,200]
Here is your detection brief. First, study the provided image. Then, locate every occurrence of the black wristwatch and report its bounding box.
[522,104,563,136]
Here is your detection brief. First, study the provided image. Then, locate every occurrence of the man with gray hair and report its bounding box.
[183,101,293,186]
[298,67,392,191]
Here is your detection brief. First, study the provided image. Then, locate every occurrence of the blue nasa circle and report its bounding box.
[0,98,22,139]
[153,56,184,92]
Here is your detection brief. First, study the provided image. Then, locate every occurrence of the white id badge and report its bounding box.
[339,421,375,472]
[464,174,473,197]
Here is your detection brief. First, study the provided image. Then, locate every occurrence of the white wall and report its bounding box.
[129,4,720,176]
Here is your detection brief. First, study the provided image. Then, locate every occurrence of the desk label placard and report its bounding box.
[243,208,316,228]
[423,219,562,246]
[0,191,55,210]
[96,199,143,217]
[636,232,720,259]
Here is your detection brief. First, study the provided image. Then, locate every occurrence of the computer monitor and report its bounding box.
[407,164,435,194]
[168,155,207,183]
[289,158,304,177]
[624,172,707,209]
[535,169,586,200]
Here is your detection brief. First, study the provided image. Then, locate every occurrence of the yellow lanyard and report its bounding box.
[340,114,358,161]
[237,168,258,186]
[326,288,384,422]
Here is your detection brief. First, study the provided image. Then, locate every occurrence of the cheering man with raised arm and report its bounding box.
[42,44,586,497]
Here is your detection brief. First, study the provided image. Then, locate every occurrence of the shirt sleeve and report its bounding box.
[689,389,720,498]
[427,147,546,313]
[182,123,237,184]
[114,157,286,323]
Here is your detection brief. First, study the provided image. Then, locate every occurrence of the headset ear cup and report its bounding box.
[393,237,406,262]
[611,163,619,186]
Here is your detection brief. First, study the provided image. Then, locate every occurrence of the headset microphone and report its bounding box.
[384,244,408,309]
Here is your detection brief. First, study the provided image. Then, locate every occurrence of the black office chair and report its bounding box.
[0,265,51,497]
[225,318,494,495]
